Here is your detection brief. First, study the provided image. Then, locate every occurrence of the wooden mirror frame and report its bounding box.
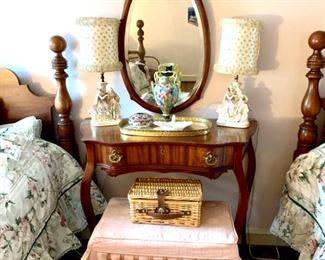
[118,0,210,114]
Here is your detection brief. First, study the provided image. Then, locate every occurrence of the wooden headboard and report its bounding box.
[0,36,78,159]
[294,30,325,159]
[0,69,55,140]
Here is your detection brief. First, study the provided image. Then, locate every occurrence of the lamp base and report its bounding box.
[89,80,121,127]
[216,118,249,128]
[216,78,250,129]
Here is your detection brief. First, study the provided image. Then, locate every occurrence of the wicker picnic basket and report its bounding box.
[127,177,202,227]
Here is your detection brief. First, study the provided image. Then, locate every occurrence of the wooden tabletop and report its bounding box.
[80,118,257,145]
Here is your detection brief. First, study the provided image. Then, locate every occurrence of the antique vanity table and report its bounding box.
[80,0,257,240]
[80,119,257,236]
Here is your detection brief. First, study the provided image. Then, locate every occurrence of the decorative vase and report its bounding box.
[157,63,182,89]
[152,71,179,120]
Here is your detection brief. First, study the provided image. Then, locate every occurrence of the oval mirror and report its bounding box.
[119,0,210,114]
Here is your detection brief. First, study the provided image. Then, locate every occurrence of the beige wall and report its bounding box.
[0,0,324,236]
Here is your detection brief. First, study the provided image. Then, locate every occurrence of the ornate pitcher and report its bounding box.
[152,71,179,120]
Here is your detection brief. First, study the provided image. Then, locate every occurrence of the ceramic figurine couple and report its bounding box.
[217,80,249,128]
[90,82,120,126]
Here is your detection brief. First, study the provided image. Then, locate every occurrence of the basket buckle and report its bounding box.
[136,188,191,220]
[155,189,170,214]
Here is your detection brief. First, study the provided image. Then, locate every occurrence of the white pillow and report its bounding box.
[0,116,42,139]
[0,123,14,129]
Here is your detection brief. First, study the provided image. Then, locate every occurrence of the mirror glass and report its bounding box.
[119,0,210,114]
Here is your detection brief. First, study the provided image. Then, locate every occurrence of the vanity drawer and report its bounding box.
[95,144,126,166]
[94,143,233,169]
[187,145,233,168]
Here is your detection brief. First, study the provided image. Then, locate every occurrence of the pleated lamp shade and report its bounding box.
[76,17,122,73]
[214,18,262,76]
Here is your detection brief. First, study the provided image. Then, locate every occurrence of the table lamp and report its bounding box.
[76,17,122,126]
[214,18,262,128]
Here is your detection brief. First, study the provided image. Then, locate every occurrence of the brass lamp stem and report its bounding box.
[100,72,105,83]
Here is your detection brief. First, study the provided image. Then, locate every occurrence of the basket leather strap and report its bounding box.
[136,189,191,219]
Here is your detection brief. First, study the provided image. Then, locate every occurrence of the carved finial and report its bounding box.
[49,35,67,53]
[308,31,325,50]
[136,19,144,29]
[307,31,325,70]
[50,36,68,78]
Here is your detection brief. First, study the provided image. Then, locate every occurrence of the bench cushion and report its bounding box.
[82,197,240,260]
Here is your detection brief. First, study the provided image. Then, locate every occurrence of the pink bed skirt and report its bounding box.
[82,198,240,260]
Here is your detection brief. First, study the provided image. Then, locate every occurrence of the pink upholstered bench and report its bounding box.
[82,197,240,260]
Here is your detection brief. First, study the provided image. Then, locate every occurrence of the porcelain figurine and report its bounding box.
[216,80,249,128]
[90,82,121,126]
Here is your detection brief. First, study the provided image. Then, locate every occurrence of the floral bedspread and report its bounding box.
[270,143,325,260]
[0,133,106,260]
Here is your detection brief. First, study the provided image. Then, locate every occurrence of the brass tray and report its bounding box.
[119,116,212,137]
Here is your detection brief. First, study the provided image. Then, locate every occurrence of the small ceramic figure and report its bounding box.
[216,80,249,128]
[109,90,120,120]
[90,82,121,126]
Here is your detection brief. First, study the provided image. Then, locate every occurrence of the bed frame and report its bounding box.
[0,35,78,159]
[127,19,160,74]
[294,30,325,159]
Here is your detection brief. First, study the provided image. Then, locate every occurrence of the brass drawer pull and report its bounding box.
[204,151,218,166]
[108,149,123,163]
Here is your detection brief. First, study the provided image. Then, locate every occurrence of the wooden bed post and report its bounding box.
[127,19,146,73]
[135,20,145,65]
[49,35,78,159]
[294,31,325,159]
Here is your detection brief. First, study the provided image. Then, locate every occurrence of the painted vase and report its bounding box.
[157,63,181,89]
[152,71,179,120]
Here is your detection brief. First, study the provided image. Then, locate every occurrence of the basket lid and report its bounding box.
[128,177,202,201]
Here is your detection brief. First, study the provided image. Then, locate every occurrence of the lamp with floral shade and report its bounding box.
[76,17,122,126]
[214,17,262,128]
